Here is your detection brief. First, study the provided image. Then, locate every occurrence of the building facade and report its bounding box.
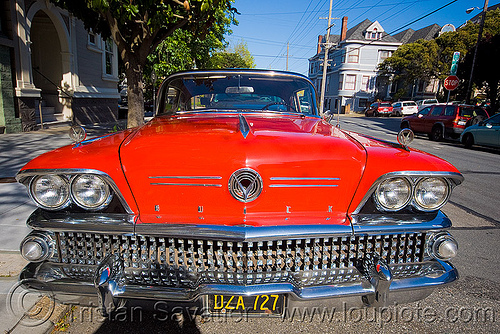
[309,18,401,113]
[309,17,450,113]
[0,0,120,133]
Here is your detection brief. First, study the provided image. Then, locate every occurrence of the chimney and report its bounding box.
[317,35,323,54]
[341,16,348,41]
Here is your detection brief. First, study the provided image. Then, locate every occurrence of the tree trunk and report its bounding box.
[125,56,145,128]
[487,80,498,114]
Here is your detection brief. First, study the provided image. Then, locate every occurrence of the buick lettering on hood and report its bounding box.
[16,70,462,316]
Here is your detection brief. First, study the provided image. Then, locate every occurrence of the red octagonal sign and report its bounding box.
[444,75,459,91]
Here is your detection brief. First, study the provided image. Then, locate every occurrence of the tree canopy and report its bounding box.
[207,42,256,69]
[51,0,237,128]
[378,8,500,107]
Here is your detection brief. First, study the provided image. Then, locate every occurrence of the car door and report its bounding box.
[474,114,500,147]
[411,107,431,132]
[423,105,444,134]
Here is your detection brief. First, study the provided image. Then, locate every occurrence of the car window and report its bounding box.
[380,103,391,107]
[474,108,488,117]
[459,107,474,118]
[486,114,500,126]
[393,102,400,108]
[431,106,444,116]
[403,102,416,107]
[418,107,431,116]
[444,106,456,116]
[157,74,317,115]
[425,99,438,104]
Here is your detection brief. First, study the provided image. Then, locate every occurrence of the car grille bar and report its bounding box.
[56,232,427,287]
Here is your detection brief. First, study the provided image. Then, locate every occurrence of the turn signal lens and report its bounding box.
[20,233,54,262]
[414,177,449,211]
[30,175,70,210]
[374,177,412,211]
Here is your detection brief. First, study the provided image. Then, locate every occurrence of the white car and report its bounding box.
[392,101,418,116]
[416,99,438,111]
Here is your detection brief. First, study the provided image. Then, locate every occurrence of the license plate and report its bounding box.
[207,294,285,315]
[458,120,466,125]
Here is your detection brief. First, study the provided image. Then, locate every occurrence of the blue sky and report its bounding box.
[225,0,496,75]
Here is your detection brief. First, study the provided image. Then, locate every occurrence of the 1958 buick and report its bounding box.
[16,70,462,316]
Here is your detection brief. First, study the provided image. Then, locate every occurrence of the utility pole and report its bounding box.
[286,42,289,71]
[319,0,333,116]
[466,0,489,105]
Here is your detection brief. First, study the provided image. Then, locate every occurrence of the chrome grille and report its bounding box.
[56,232,426,287]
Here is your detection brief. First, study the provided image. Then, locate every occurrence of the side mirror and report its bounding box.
[486,123,493,129]
[323,110,334,122]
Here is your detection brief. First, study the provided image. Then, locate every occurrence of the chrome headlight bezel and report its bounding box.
[358,172,462,214]
[374,177,412,212]
[70,174,113,211]
[29,174,71,210]
[413,177,451,212]
[18,169,128,213]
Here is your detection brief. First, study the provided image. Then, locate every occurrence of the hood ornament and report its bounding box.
[238,114,251,139]
[228,168,263,202]
[397,128,414,149]
[69,125,87,144]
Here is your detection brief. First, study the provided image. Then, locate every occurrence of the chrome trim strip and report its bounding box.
[134,223,355,241]
[150,183,222,187]
[351,211,451,234]
[149,176,222,180]
[270,177,340,181]
[27,210,135,234]
[20,260,457,302]
[352,171,464,214]
[269,184,338,188]
[27,209,451,239]
[16,169,134,214]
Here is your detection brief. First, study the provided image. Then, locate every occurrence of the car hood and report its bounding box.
[119,113,366,226]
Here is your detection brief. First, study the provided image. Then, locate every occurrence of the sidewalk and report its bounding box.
[0,120,126,334]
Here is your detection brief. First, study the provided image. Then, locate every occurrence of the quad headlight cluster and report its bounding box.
[29,174,113,211]
[374,176,451,212]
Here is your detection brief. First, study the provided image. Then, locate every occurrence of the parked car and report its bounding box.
[416,99,438,111]
[16,70,463,317]
[400,104,490,141]
[392,101,418,116]
[461,113,500,148]
[365,102,393,116]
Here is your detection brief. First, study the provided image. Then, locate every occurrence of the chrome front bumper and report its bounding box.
[20,259,457,309]
[19,210,458,312]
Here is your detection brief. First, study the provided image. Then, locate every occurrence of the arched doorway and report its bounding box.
[30,11,64,120]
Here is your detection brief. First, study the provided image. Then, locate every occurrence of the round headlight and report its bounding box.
[414,177,449,211]
[30,175,70,210]
[374,177,412,211]
[71,174,112,210]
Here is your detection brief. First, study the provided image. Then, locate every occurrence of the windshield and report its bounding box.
[157,72,317,116]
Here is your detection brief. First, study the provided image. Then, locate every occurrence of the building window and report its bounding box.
[359,98,369,109]
[104,38,114,75]
[345,74,356,90]
[348,48,359,63]
[361,76,370,91]
[379,50,392,62]
[341,50,346,63]
[88,31,96,45]
[339,74,343,90]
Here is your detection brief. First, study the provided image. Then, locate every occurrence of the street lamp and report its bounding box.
[465,1,489,105]
[465,7,481,14]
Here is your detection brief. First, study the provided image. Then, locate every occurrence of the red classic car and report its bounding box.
[16,70,462,317]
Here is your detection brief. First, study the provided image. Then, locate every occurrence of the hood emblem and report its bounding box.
[228,168,263,202]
